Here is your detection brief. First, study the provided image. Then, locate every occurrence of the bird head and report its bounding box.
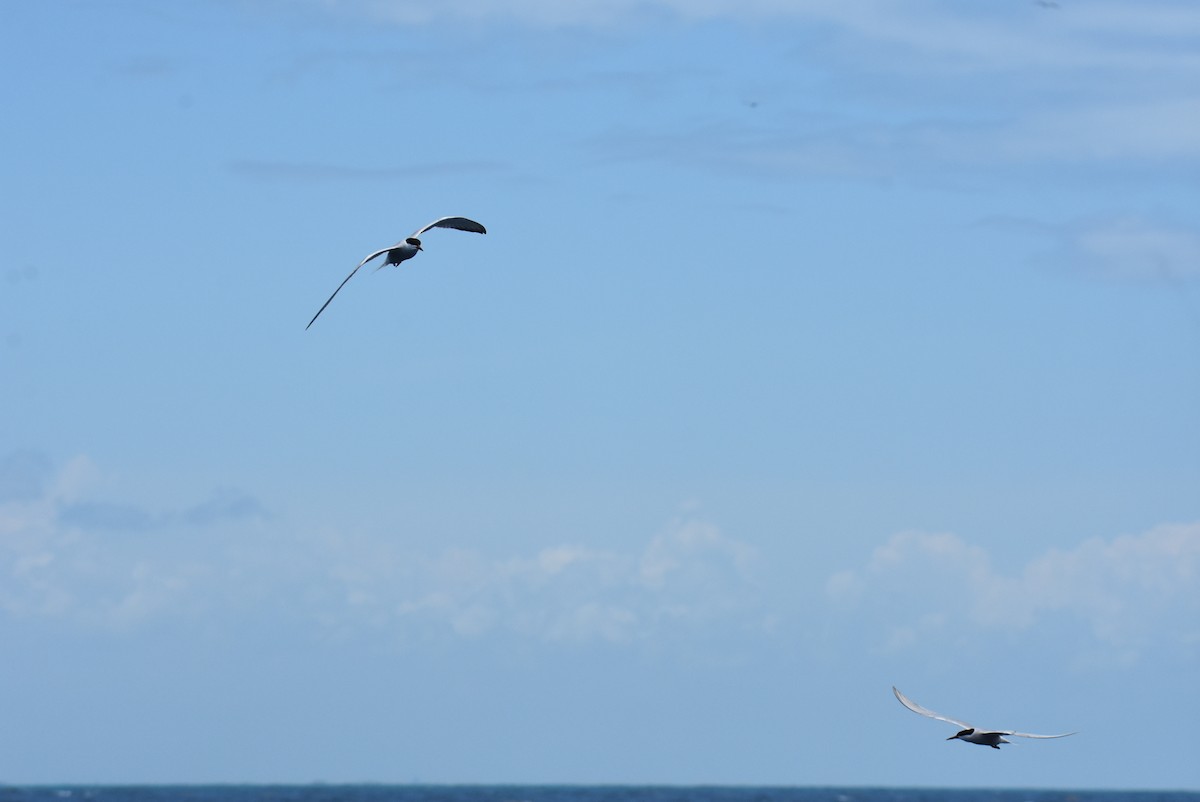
[949,728,974,740]
[405,237,423,251]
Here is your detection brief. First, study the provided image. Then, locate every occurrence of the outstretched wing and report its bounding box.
[411,216,487,238]
[305,247,391,330]
[1005,730,1077,739]
[893,687,973,730]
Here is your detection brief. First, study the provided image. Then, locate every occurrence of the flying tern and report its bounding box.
[893,686,1075,749]
[306,216,486,329]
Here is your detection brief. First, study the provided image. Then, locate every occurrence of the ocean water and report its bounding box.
[0,788,1196,802]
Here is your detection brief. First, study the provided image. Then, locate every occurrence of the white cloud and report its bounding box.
[545,602,638,643]
[828,523,1200,657]
[639,518,757,588]
[1,456,761,645]
[0,456,263,628]
[296,0,1194,41]
[310,516,762,644]
[1064,216,1200,282]
[1019,524,1200,642]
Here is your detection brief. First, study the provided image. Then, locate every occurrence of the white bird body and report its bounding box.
[893,686,1075,749]
[307,216,486,329]
[375,240,421,268]
[954,730,1014,748]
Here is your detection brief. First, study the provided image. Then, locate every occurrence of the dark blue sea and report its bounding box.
[0,788,1196,802]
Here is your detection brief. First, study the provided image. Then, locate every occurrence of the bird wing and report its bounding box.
[893,687,973,730]
[305,247,391,330]
[410,216,487,238]
[1004,730,1077,739]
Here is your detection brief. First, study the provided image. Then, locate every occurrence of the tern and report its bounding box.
[893,686,1075,749]
[306,216,486,329]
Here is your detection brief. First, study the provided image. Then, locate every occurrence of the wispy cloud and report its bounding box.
[293,0,1200,74]
[587,94,1200,183]
[228,159,506,183]
[109,54,182,78]
[981,214,1200,285]
[181,488,268,526]
[59,500,158,532]
[1059,216,1200,282]
[827,523,1200,659]
[288,0,1190,44]
[55,487,268,533]
[0,450,53,503]
[258,2,1200,187]
[3,264,37,286]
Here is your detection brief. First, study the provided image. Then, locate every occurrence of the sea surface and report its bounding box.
[0,788,1196,802]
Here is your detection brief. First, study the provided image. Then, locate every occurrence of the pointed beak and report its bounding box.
[946,735,958,740]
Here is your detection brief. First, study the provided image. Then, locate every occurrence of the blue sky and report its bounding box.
[2,0,1199,789]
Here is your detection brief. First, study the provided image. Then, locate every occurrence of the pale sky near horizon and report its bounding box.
[2,0,1199,790]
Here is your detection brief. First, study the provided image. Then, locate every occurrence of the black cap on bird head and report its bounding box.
[949,728,974,740]
[405,237,422,250]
